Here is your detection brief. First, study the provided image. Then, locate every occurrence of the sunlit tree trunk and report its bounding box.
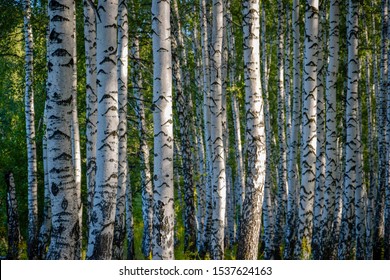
[294,0,319,259]
[151,0,174,260]
[46,0,79,259]
[237,0,266,260]
[209,0,227,260]
[312,3,326,260]
[5,172,20,260]
[87,0,119,260]
[23,0,38,260]
[113,0,129,260]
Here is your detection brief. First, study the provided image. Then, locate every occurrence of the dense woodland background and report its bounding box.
[0,0,389,260]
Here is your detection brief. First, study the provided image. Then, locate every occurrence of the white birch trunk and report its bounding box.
[284,0,301,259]
[337,0,359,259]
[129,4,153,257]
[200,0,213,257]
[83,0,97,237]
[320,0,340,260]
[151,0,174,259]
[312,4,326,259]
[113,0,129,260]
[209,0,226,260]
[87,0,119,260]
[23,0,38,260]
[237,0,265,260]
[126,173,134,259]
[46,0,78,259]
[294,0,319,259]
[273,0,287,259]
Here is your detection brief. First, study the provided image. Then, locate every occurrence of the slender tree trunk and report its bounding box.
[374,0,388,260]
[87,0,119,260]
[5,172,20,260]
[320,0,340,260]
[209,0,227,260]
[273,0,287,259]
[113,0,129,260]
[129,4,153,258]
[338,0,359,260]
[237,0,266,260]
[46,0,79,260]
[83,0,97,238]
[192,21,206,253]
[151,0,174,260]
[172,0,196,252]
[71,3,82,259]
[284,0,301,260]
[37,104,51,259]
[199,0,213,257]
[385,0,390,260]
[23,0,38,260]
[294,0,319,259]
[126,173,134,259]
[312,3,326,259]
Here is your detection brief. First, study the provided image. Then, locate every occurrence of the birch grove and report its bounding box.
[1,0,390,261]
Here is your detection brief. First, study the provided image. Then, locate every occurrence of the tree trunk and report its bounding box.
[23,0,38,260]
[374,0,388,260]
[172,0,196,252]
[237,0,266,260]
[320,0,340,260]
[83,0,97,240]
[46,0,79,260]
[338,0,359,259]
[284,0,301,260]
[87,0,119,260]
[210,0,227,260]
[113,0,129,260]
[273,0,287,259]
[294,0,319,259]
[129,2,153,259]
[5,172,20,260]
[151,0,175,260]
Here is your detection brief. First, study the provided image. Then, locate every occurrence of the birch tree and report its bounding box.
[320,0,340,260]
[113,0,129,260]
[172,0,196,252]
[338,0,359,259]
[237,0,266,260]
[273,0,287,259]
[151,0,174,260]
[83,0,97,234]
[284,0,301,259]
[87,0,119,260]
[210,0,227,260]
[294,0,319,259]
[46,0,79,259]
[23,0,38,260]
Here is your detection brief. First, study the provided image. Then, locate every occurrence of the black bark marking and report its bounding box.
[49,0,69,11]
[51,182,59,196]
[51,15,70,22]
[49,29,63,43]
[52,48,71,57]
